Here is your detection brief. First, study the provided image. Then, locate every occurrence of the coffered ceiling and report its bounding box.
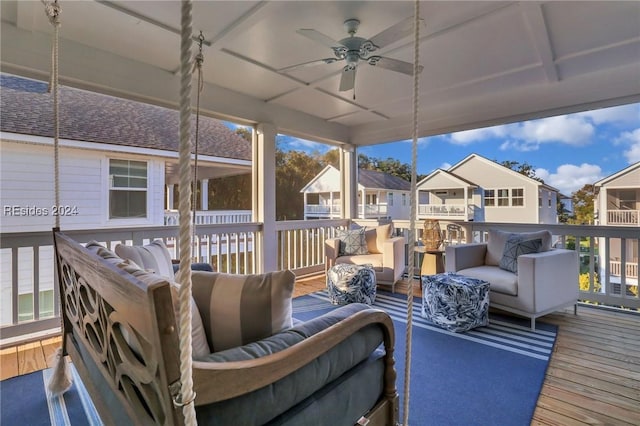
[1,1,639,146]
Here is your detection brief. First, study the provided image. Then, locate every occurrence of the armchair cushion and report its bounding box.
[336,228,369,256]
[191,270,295,352]
[499,236,543,273]
[485,229,552,266]
[364,223,393,254]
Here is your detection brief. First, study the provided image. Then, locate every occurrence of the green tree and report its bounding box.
[499,160,543,182]
[276,150,323,220]
[557,198,571,223]
[569,184,595,225]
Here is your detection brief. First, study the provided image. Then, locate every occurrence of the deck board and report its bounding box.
[3,275,640,425]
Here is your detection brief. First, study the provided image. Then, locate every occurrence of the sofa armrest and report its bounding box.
[325,238,340,270]
[382,236,406,279]
[445,243,487,272]
[517,248,579,313]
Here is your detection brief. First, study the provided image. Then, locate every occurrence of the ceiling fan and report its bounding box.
[280,17,424,97]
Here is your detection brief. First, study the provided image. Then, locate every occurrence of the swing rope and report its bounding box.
[175,0,197,423]
[402,1,421,424]
[42,0,72,396]
[191,31,205,244]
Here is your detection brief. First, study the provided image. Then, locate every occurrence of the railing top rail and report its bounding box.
[465,222,640,238]
[275,219,349,231]
[1,223,263,248]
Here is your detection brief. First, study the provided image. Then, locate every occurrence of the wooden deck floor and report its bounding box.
[2,275,639,425]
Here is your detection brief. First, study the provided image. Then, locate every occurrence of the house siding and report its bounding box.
[451,157,539,223]
[1,140,165,232]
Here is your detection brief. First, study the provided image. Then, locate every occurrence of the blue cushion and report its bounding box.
[195,303,384,425]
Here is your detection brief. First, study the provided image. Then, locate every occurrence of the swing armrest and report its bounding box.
[192,304,397,406]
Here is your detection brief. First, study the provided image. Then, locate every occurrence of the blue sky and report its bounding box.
[274,102,639,196]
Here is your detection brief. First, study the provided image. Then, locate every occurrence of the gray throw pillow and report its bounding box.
[336,228,369,256]
[499,236,543,274]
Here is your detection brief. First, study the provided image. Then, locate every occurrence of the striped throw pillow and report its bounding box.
[115,240,175,279]
[191,270,295,352]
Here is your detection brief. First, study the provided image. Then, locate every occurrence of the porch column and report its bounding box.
[361,189,366,218]
[303,192,308,220]
[255,123,278,273]
[329,192,334,218]
[167,184,175,209]
[340,145,357,219]
[463,186,469,221]
[201,179,209,211]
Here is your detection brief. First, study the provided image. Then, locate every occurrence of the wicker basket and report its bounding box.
[422,219,443,250]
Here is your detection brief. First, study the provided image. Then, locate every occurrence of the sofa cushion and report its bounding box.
[364,223,393,254]
[457,265,518,296]
[335,253,384,271]
[336,228,369,256]
[499,236,543,273]
[191,270,295,352]
[485,229,552,266]
[115,240,175,279]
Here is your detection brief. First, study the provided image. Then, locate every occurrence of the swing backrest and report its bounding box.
[54,231,185,425]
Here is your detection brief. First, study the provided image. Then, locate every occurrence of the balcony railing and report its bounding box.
[607,209,639,225]
[418,204,474,220]
[304,204,389,218]
[164,210,252,225]
[2,219,638,345]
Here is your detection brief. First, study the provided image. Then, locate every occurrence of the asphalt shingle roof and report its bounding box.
[359,169,411,191]
[0,74,251,161]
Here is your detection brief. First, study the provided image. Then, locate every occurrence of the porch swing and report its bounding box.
[48,1,422,425]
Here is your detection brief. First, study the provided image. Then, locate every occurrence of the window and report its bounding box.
[402,193,407,206]
[538,197,542,207]
[497,189,509,206]
[366,194,377,205]
[548,199,552,207]
[109,159,147,218]
[17,290,54,322]
[388,192,394,206]
[484,190,495,206]
[512,188,524,206]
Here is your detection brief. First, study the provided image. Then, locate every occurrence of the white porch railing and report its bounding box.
[418,204,473,220]
[607,210,639,225]
[2,219,638,345]
[304,204,341,217]
[611,260,639,280]
[164,210,252,225]
[359,204,388,217]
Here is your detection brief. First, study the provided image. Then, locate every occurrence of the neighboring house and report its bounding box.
[594,162,640,287]
[301,165,411,220]
[0,73,252,234]
[416,153,559,224]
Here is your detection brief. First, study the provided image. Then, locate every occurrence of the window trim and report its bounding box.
[105,157,153,224]
[484,187,525,208]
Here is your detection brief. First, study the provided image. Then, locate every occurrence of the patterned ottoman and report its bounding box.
[421,273,490,332]
[327,263,377,305]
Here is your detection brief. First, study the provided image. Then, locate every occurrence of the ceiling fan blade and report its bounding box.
[339,67,356,92]
[368,16,420,49]
[279,58,341,73]
[297,29,342,48]
[372,57,423,75]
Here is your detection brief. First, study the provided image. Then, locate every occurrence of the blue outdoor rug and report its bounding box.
[0,361,101,425]
[294,290,557,426]
[0,290,556,426]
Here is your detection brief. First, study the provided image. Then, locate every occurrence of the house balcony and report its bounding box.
[164,209,252,225]
[607,209,640,225]
[417,203,474,220]
[304,204,389,219]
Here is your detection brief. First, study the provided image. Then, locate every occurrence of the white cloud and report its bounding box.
[449,126,508,145]
[577,104,640,125]
[499,140,538,152]
[440,162,452,170]
[614,128,640,163]
[535,163,603,195]
[518,115,594,146]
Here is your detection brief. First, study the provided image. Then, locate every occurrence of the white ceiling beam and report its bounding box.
[520,2,558,82]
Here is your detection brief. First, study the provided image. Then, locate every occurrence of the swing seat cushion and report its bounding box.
[195,303,386,426]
